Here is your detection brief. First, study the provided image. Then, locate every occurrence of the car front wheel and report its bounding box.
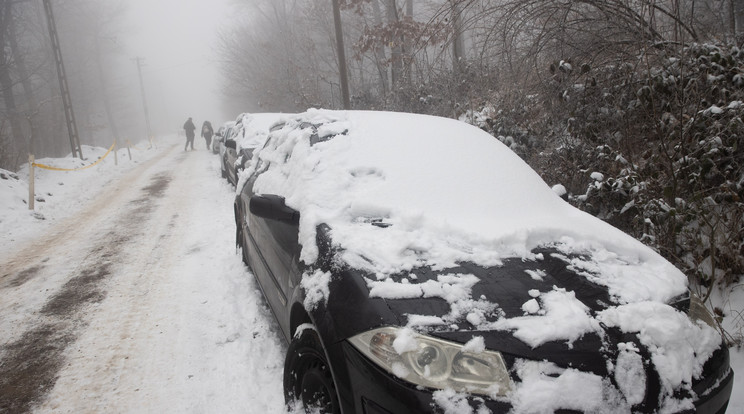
[238,225,251,267]
[284,328,340,414]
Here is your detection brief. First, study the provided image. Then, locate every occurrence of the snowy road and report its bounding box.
[0,139,288,413]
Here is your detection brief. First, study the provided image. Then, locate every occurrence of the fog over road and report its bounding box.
[0,140,288,413]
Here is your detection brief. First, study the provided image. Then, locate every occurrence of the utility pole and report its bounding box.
[331,0,350,109]
[42,0,82,159]
[134,57,152,141]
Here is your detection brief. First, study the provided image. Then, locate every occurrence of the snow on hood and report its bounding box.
[246,109,687,304]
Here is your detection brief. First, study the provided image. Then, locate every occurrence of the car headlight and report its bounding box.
[348,327,512,396]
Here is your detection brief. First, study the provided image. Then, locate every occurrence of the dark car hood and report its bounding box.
[380,249,616,321]
[319,246,682,377]
[386,250,617,373]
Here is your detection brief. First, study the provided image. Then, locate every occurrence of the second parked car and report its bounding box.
[212,122,232,155]
[221,113,286,187]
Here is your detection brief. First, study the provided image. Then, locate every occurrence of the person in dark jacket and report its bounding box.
[201,120,214,150]
[183,117,196,151]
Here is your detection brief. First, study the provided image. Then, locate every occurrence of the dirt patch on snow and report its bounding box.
[142,173,171,197]
[41,264,112,316]
[1,265,45,289]
[0,323,75,413]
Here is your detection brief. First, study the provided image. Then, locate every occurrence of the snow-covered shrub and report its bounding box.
[547,44,744,314]
[458,44,744,344]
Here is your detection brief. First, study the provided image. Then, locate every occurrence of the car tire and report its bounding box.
[238,225,250,268]
[284,328,340,414]
[234,204,251,268]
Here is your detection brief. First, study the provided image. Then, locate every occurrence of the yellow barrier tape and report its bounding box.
[32,141,116,172]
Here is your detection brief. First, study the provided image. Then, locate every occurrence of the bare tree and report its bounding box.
[219,0,343,112]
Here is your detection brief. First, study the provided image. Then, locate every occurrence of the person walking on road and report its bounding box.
[201,120,214,150]
[183,117,196,151]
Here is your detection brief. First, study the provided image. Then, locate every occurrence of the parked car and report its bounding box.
[234,110,733,414]
[220,116,242,183]
[221,113,285,187]
[212,122,232,155]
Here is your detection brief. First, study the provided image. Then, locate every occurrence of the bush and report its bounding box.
[456,44,744,339]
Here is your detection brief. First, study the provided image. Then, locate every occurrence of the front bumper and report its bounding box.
[692,345,734,414]
[694,370,733,414]
[327,341,734,414]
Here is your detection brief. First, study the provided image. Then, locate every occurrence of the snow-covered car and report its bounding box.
[218,121,237,176]
[212,123,231,155]
[233,110,733,413]
[222,113,285,187]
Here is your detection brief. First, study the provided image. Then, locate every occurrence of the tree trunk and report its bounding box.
[386,0,403,88]
[735,0,744,43]
[8,6,36,155]
[451,0,465,72]
[331,0,350,109]
[402,0,413,84]
[0,1,25,165]
[372,0,389,96]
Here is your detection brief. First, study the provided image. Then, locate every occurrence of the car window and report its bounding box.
[269,122,285,132]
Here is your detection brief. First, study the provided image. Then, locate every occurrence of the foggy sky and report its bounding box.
[121,0,235,136]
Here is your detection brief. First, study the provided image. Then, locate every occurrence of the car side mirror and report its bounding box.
[225,140,237,150]
[250,194,299,225]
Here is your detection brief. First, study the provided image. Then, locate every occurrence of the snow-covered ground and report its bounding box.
[0,133,742,413]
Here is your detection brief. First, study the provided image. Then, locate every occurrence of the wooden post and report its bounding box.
[126,139,132,160]
[28,154,35,210]
[114,140,118,165]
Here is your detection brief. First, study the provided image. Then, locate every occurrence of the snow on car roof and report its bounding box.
[235,113,287,150]
[247,109,687,305]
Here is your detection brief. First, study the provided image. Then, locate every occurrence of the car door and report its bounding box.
[245,203,300,336]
